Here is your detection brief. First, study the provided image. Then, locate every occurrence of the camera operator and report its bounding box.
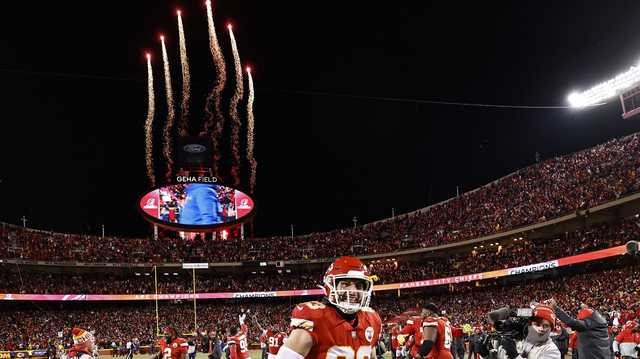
[547,300,610,359]
[485,304,561,359]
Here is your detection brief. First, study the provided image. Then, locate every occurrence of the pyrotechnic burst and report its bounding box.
[246,67,257,193]
[204,0,227,174]
[161,35,175,181]
[177,10,191,137]
[145,53,156,187]
[143,6,259,195]
[228,24,244,187]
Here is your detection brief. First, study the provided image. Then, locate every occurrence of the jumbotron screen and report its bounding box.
[139,184,255,231]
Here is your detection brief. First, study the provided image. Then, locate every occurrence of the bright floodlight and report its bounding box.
[568,62,640,108]
[246,66,251,73]
[177,9,182,15]
[227,23,232,30]
[145,52,151,59]
[160,34,165,41]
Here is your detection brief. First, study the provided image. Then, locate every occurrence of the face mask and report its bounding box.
[526,324,550,345]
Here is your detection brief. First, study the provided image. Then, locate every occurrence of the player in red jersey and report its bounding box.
[613,319,640,358]
[254,314,289,359]
[227,318,251,359]
[276,256,382,359]
[64,327,98,359]
[399,315,424,357]
[391,324,401,359]
[416,303,453,359]
[267,331,288,359]
[153,327,188,359]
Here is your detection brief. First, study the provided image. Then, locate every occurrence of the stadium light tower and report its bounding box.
[567,58,640,119]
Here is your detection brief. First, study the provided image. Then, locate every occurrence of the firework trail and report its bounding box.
[145,53,156,187]
[246,67,257,193]
[204,0,227,174]
[228,24,243,187]
[177,10,191,137]
[161,35,175,181]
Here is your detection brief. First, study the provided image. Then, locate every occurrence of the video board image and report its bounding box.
[140,184,254,228]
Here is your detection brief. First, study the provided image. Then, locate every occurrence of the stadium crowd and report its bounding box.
[0,262,638,352]
[1,215,637,294]
[1,132,639,263]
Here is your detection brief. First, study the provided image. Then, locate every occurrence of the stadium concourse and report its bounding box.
[1,131,640,356]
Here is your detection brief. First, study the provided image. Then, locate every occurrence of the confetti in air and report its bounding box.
[204,0,227,174]
[145,53,156,187]
[177,10,191,137]
[161,35,175,181]
[246,67,257,193]
[228,24,243,187]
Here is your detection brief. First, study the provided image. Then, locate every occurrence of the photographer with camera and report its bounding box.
[547,300,610,359]
[485,304,560,359]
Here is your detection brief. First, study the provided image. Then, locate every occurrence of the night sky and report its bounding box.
[2,1,640,238]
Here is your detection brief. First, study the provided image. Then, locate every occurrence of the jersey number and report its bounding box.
[325,346,371,359]
[443,322,452,350]
[239,338,248,351]
[163,348,172,359]
[268,337,280,348]
[420,321,452,350]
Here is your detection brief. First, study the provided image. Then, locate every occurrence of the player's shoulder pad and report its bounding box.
[176,338,189,346]
[361,307,381,326]
[290,301,327,331]
[422,316,438,327]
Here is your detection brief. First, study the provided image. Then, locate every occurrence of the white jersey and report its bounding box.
[497,338,561,359]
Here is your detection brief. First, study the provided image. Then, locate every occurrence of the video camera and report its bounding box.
[487,307,535,341]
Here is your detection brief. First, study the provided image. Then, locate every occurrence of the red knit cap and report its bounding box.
[533,304,556,325]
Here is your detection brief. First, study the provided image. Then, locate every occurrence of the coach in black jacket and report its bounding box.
[548,300,610,359]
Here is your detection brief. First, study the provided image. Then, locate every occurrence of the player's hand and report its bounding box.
[501,337,519,359]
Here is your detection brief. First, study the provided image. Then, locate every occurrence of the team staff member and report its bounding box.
[547,300,610,359]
